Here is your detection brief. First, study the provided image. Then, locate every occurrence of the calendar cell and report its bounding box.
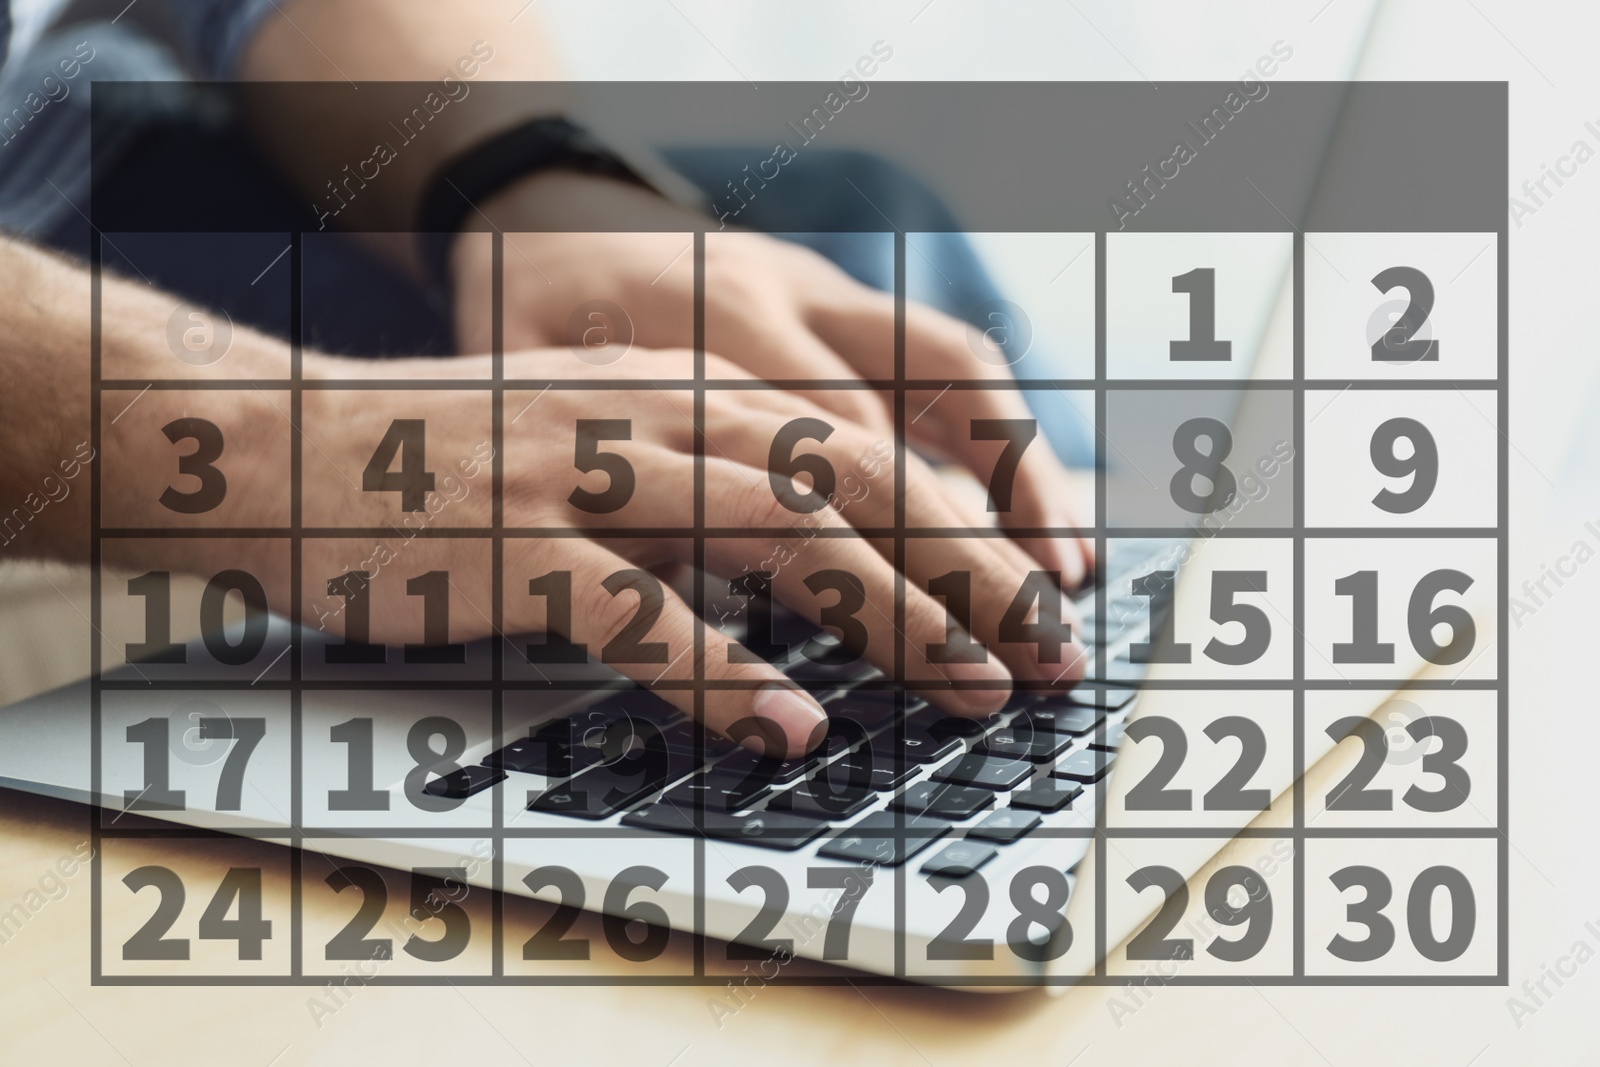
[101,387,292,530]
[99,835,293,979]
[1106,835,1297,979]
[101,232,291,382]
[1304,233,1497,381]
[1304,837,1497,978]
[301,388,494,531]
[1302,538,1497,683]
[1304,387,1499,529]
[1104,387,1295,531]
[300,690,495,831]
[98,690,291,831]
[1106,232,1293,380]
[301,842,496,977]
[910,232,1095,381]
[100,539,292,683]
[1305,689,1497,831]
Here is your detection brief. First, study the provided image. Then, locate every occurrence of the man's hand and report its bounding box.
[452,172,1096,587]
[126,347,1086,758]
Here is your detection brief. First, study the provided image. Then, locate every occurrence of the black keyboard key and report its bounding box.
[932,753,1033,791]
[715,747,826,786]
[1053,749,1112,783]
[891,781,993,820]
[593,688,683,726]
[528,750,698,819]
[1017,702,1104,737]
[816,811,949,867]
[869,728,961,767]
[656,721,738,759]
[1063,685,1136,711]
[422,764,505,800]
[907,708,994,739]
[921,841,998,878]
[483,735,604,778]
[622,804,828,850]
[867,757,917,792]
[658,768,771,813]
[1089,723,1128,751]
[785,654,875,683]
[967,808,1042,843]
[765,781,877,820]
[978,729,1072,763]
[1009,783,1082,813]
[826,689,904,731]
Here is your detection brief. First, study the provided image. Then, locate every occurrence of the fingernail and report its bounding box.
[751,684,828,754]
[943,656,1013,715]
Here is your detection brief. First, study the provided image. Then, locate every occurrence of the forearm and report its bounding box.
[234,0,563,270]
[0,237,287,565]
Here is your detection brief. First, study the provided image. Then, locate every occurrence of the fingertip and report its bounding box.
[749,683,829,758]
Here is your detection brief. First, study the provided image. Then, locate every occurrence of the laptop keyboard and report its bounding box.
[427,541,1175,874]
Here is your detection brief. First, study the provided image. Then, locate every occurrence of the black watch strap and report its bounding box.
[414,116,650,297]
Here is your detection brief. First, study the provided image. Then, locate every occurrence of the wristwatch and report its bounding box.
[414,116,653,298]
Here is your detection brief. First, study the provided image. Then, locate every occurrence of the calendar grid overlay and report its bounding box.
[288,229,304,980]
[1498,214,1510,981]
[691,230,707,980]
[88,217,103,985]
[86,224,1510,987]
[1292,231,1306,980]
[490,229,506,979]
[892,230,910,980]
[1092,230,1109,978]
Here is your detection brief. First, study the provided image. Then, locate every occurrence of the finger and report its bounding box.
[706,306,894,439]
[699,404,1083,691]
[692,457,1017,717]
[509,538,827,758]
[899,302,1096,586]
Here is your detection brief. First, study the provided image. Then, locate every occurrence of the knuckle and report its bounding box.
[726,473,792,530]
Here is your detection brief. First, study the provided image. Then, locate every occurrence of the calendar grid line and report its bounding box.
[692,230,708,979]
[85,235,1507,985]
[80,973,1506,988]
[892,229,909,981]
[92,824,1506,841]
[88,525,1504,540]
[1093,229,1108,978]
[88,229,104,987]
[1292,229,1306,980]
[93,677,1499,692]
[490,229,506,980]
[288,230,305,981]
[1497,217,1510,982]
[97,377,1506,392]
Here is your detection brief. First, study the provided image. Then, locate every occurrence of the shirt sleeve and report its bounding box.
[161,0,279,81]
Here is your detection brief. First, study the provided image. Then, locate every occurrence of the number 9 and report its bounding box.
[1369,416,1437,514]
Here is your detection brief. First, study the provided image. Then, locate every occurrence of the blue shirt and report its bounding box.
[0,0,278,80]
